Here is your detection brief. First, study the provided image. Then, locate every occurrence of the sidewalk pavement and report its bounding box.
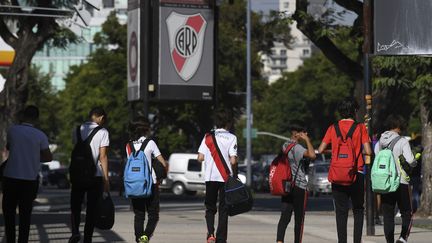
[2,204,432,242]
[1,190,432,242]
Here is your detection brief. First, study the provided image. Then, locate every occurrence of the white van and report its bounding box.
[161,153,246,195]
[160,153,205,195]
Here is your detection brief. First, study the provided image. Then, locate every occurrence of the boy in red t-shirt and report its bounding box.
[318,98,372,243]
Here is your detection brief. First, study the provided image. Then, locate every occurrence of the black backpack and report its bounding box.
[69,126,102,186]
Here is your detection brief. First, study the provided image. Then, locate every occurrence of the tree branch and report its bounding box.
[293,0,363,80]
[333,0,363,16]
[0,19,17,48]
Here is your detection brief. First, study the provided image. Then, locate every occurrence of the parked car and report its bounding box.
[307,163,331,197]
[47,167,70,189]
[161,153,246,196]
[40,164,50,186]
[108,158,124,191]
[238,163,268,192]
[160,153,205,195]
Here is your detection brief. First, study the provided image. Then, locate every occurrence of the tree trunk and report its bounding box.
[0,19,55,161]
[419,96,432,216]
[0,50,32,161]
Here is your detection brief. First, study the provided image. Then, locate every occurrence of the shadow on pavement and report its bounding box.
[253,193,335,212]
[0,212,126,243]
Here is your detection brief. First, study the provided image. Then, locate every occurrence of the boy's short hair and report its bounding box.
[385,115,407,131]
[129,116,150,140]
[337,98,359,119]
[288,122,307,133]
[89,107,107,119]
[214,109,234,129]
[23,105,39,120]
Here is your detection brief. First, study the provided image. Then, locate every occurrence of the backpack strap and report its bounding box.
[334,122,358,141]
[388,136,402,151]
[346,122,358,139]
[204,131,231,182]
[76,126,83,142]
[283,142,296,155]
[84,126,103,144]
[334,122,343,139]
[131,138,151,157]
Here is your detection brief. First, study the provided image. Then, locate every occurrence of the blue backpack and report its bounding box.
[124,139,153,198]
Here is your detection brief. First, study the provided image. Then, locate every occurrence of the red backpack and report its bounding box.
[328,122,359,186]
[269,143,296,196]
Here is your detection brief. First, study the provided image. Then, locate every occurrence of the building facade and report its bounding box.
[261,0,324,84]
[32,0,127,90]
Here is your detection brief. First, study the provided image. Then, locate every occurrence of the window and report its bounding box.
[187,159,201,172]
[283,2,289,9]
[280,50,287,56]
[281,59,286,65]
[103,0,115,8]
[303,49,310,56]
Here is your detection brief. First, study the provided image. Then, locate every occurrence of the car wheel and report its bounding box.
[172,182,186,196]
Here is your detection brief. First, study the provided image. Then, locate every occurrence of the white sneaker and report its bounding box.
[396,211,401,217]
[395,237,407,243]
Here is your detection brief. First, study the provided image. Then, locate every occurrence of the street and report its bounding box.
[1,189,432,242]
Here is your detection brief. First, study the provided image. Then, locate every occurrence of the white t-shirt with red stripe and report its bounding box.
[126,136,161,184]
[198,129,238,182]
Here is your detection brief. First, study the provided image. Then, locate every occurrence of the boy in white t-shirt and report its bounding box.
[198,110,238,243]
[69,107,110,243]
[125,116,168,243]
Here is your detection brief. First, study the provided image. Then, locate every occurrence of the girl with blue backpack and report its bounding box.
[125,117,168,243]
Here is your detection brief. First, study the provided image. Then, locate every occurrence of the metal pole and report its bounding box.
[363,0,375,236]
[246,0,252,187]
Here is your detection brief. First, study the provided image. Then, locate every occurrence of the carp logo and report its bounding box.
[166,12,207,81]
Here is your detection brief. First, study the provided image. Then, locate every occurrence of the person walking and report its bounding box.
[374,115,417,243]
[125,116,168,243]
[2,105,53,243]
[318,98,372,243]
[276,124,316,243]
[197,110,238,243]
[69,107,110,243]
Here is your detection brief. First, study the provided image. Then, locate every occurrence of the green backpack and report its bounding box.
[371,136,402,194]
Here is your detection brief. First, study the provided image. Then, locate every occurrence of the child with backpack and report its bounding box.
[317,98,372,243]
[69,107,110,243]
[275,124,316,243]
[373,115,417,243]
[125,116,168,243]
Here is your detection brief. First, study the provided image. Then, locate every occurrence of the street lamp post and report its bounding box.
[246,0,252,187]
[363,0,375,236]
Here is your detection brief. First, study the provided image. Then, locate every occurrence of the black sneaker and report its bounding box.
[68,234,81,243]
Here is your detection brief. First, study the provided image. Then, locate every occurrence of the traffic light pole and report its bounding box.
[363,0,375,236]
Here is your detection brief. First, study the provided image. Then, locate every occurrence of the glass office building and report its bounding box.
[32,0,126,90]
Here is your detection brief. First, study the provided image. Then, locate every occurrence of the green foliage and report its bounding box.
[58,12,129,159]
[26,66,61,141]
[242,52,353,156]
[373,56,432,125]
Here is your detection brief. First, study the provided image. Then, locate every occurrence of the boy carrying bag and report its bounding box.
[205,132,253,216]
